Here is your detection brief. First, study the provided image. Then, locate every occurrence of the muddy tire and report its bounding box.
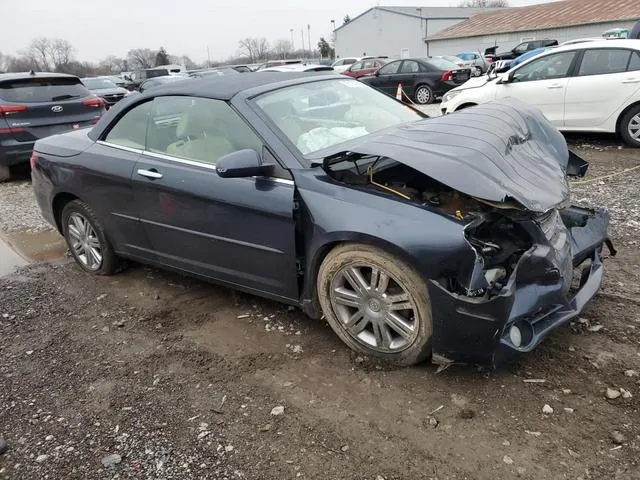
[61,200,122,275]
[620,105,640,148]
[317,243,433,366]
[414,85,434,105]
[0,166,10,183]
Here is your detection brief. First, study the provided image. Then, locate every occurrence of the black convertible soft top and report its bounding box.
[318,98,574,213]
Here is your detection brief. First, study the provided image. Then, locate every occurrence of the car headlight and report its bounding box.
[443,90,463,103]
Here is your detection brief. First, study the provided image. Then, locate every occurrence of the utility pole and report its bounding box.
[206,45,211,67]
[307,24,311,58]
[290,28,294,50]
[301,29,305,56]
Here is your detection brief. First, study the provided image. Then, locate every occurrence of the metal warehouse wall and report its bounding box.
[335,9,469,59]
[427,21,638,56]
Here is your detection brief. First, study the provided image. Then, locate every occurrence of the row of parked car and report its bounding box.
[2,36,640,180]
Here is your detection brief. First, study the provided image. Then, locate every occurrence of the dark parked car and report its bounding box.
[487,39,559,61]
[31,73,613,368]
[138,75,190,93]
[81,77,131,109]
[0,72,105,181]
[359,58,471,104]
[343,58,389,79]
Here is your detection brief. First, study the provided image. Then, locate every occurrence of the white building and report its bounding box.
[333,6,494,59]
[426,0,639,57]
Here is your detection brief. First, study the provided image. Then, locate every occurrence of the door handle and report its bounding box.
[547,84,563,89]
[137,168,163,179]
[622,78,640,84]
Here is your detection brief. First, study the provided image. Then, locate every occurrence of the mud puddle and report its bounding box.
[0,229,66,276]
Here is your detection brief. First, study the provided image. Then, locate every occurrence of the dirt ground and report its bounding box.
[0,136,639,480]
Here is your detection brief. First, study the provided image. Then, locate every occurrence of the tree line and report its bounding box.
[0,35,336,77]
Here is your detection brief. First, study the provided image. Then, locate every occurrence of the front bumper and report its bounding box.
[428,207,612,368]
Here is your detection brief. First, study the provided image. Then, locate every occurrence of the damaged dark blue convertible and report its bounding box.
[31,73,614,368]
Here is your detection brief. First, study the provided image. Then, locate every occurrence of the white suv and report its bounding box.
[331,56,374,73]
[441,40,640,147]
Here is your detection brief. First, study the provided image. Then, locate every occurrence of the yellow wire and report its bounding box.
[366,165,411,200]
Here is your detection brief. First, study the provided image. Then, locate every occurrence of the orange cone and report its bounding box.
[396,83,403,101]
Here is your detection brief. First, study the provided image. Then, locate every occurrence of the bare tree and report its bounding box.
[98,55,126,74]
[238,38,258,62]
[51,39,74,69]
[0,52,12,73]
[459,0,509,6]
[255,38,270,61]
[273,39,292,59]
[127,48,156,69]
[28,37,52,70]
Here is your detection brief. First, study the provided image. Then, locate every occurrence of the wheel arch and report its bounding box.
[300,232,421,319]
[51,192,81,233]
[455,102,478,111]
[615,100,640,135]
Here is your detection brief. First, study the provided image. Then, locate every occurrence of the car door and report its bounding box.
[359,59,378,78]
[564,48,640,129]
[495,50,578,127]
[132,95,299,301]
[84,100,154,258]
[345,61,363,78]
[395,60,422,97]
[364,60,403,95]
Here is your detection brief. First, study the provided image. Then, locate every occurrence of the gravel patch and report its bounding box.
[0,180,51,233]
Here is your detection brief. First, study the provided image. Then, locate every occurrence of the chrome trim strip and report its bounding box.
[140,218,284,254]
[111,212,139,221]
[96,140,143,155]
[142,150,218,171]
[254,176,294,186]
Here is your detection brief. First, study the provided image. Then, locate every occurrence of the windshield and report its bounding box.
[255,79,423,156]
[0,77,90,102]
[425,58,459,71]
[457,53,473,61]
[83,78,117,90]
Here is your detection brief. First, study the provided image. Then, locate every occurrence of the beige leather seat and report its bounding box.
[166,103,234,164]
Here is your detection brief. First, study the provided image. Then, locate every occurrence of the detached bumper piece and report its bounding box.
[428,207,613,368]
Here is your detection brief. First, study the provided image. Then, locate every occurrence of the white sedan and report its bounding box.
[441,40,640,147]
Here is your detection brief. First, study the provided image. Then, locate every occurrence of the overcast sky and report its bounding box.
[3,0,557,63]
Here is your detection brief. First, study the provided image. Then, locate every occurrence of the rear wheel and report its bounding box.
[414,85,434,105]
[317,243,433,366]
[620,105,640,147]
[61,200,122,275]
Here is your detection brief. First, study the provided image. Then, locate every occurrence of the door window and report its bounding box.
[400,61,420,73]
[146,96,262,166]
[578,49,632,76]
[628,51,640,71]
[103,101,152,149]
[513,43,529,55]
[343,59,356,65]
[363,59,376,69]
[511,51,576,82]
[378,61,401,75]
[350,62,363,71]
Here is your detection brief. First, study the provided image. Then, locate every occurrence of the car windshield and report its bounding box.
[254,79,423,157]
[0,77,89,102]
[83,78,117,89]
[457,53,473,61]
[425,58,459,71]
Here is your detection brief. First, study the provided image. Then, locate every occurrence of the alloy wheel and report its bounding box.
[67,212,103,271]
[628,113,640,141]
[329,264,419,353]
[415,87,431,104]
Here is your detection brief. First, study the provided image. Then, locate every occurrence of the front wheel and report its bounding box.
[61,200,122,275]
[620,106,640,147]
[317,243,433,366]
[414,85,434,105]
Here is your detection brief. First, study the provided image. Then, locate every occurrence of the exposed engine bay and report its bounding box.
[324,154,539,298]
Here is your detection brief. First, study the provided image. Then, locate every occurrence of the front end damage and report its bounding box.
[428,205,614,367]
[316,99,614,367]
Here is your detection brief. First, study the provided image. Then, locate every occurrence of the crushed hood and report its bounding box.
[318,98,573,213]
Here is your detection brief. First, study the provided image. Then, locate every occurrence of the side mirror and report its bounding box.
[374,70,380,76]
[216,149,275,179]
